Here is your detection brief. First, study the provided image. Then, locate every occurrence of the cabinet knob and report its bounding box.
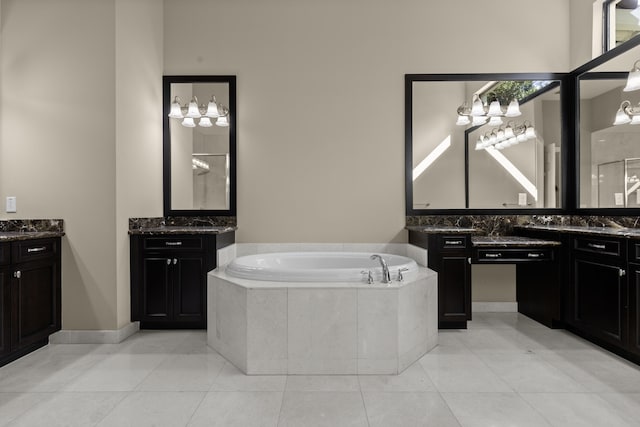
[166,259,171,265]
[13,271,21,279]
[467,257,471,265]
[620,269,626,277]
[173,258,178,265]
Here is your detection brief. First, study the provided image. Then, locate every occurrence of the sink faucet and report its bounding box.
[370,254,391,284]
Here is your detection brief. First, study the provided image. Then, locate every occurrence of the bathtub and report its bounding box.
[208,248,438,375]
[226,251,419,283]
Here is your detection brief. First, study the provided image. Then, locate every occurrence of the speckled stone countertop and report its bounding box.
[405,226,483,234]
[0,231,65,242]
[472,235,561,247]
[515,225,640,238]
[128,226,237,235]
[0,219,64,241]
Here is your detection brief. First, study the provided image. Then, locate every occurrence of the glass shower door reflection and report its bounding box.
[598,161,624,208]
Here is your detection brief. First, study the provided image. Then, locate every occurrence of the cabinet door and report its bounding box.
[572,257,627,348]
[173,256,205,326]
[439,255,471,328]
[141,257,172,322]
[11,259,60,350]
[0,267,10,358]
[628,263,640,356]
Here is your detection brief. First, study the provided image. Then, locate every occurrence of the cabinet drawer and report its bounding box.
[11,239,57,264]
[0,243,9,266]
[440,236,468,250]
[574,237,621,257]
[475,248,554,263]
[629,241,640,262]
[143,237,203,251]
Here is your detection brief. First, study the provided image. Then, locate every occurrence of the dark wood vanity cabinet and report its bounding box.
[409,231,471,329]
[567,236,630,352]
[130,233,234,329]
[0,238,62,367]
[0,244,10,359]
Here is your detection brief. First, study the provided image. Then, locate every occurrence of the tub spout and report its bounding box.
[370,254,391,284]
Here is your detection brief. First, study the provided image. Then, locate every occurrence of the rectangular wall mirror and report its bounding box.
[163,75,236,216]
[406,74,566,214]
[576,35,640,210]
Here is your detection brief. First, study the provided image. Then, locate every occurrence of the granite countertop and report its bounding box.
[472,235,561,248]
[405,226,483,234]
[0,231,65,241]
[515,224,640,238]
[128,226,237,235]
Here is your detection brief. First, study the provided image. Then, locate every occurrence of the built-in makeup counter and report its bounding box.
[407,225,561,329]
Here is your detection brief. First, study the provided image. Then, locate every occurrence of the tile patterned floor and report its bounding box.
[1,313,640,426]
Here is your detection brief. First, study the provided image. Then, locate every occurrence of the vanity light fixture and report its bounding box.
[475,121,536,150]
[168,95,230,127]
[456,94,521,126]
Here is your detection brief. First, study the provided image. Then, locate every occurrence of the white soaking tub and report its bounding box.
[225,251,419,283]
[208,251,438,375]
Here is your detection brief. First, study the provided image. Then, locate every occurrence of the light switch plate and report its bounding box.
[6,196,16,213]
[518,193,527,206]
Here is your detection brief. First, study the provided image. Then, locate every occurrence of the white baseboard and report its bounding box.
[472,302,518,312]
[49,321,139,344]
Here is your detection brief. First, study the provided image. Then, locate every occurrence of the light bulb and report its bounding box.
[199,117,213,127]
[168,97,184,118]
[472,115,487,126]
[206,96,219,118]
[456,115,471,126]
[525,126,536,139]
[504,125,514,139]
[505,99,521,117]
[624,61,640,92]
[631,114,640,125]
[470,95,485,116]
[613,105,632,125]
[517,133,527,142]
[182,117,196,128]
[488,116,503,126]
[487,100,502,116]
[216,115,229,127]
[186,97,201,118]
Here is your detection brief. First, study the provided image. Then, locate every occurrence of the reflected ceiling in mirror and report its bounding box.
[163,76,236,217]
[406,74,565,214]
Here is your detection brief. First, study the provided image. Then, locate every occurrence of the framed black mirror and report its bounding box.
[163,75,236,216]
[405,73,569,215]
[576,36,640,213]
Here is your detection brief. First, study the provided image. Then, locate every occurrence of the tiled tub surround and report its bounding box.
[208,243,438,375]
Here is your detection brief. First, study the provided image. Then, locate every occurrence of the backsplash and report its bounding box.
[0,219,64,232]
[129,216,237,230]
[406,215,640,235]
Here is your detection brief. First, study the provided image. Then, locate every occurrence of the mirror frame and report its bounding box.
[163,75,237,217]
[405,72,571,215]
[573,34,640,216]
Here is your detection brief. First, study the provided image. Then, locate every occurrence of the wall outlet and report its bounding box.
[518,193,527,206]
[5,196,16,213]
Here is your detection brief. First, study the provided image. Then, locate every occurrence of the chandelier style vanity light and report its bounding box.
[475,121,536,150]
[168,95,230,127]
[613,60,640,125]
[456,94,522,127]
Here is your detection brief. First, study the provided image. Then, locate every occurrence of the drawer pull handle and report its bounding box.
[27,246,47,253]
[527,253,542,258]
[446,240,463,245]
[485,253,502,258]
[165,242,183,246]
[587,243,606,250]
